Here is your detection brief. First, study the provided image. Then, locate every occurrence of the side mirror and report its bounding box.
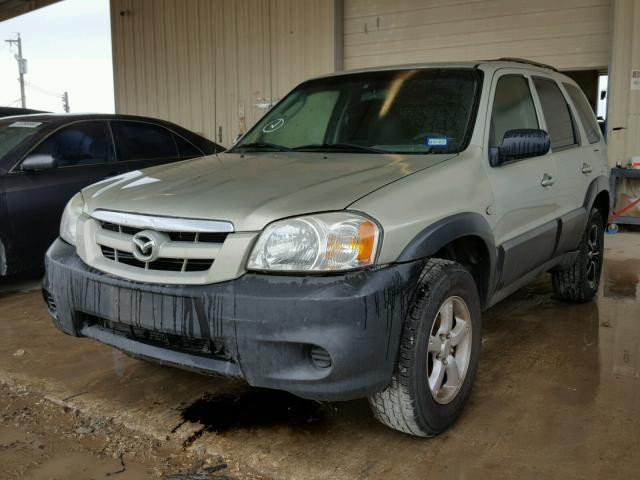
[489,129,550,167]
[21,153,57,172]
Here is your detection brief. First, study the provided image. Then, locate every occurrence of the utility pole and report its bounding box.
[4,33,27,108]
[62,91,70,113]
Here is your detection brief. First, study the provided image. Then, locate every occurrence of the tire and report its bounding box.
[368,258,482,437]
[552,208,604,303]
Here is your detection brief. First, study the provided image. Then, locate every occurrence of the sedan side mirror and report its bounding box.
[21,154,57,172]
[489,129,550,167]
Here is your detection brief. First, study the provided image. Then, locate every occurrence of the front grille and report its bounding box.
[87,315,230,360]
[97,221,227,273]
[100,222,228,243]
[100,247,213,272]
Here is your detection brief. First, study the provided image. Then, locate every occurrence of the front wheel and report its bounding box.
[368,259,482,437]
[552,208,604,302]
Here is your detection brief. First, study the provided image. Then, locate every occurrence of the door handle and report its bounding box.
[541,173,554,187]
[581,163,593,174]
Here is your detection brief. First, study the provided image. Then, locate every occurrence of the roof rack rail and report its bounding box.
[495,58,558,72]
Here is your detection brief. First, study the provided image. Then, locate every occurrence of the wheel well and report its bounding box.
[433,235,491,306]
[592,190,610,224]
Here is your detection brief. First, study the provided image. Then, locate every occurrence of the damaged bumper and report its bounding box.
[43,239,423,401]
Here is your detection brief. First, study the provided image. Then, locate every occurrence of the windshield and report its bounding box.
[234,68,482,154]
[0,120,47,158]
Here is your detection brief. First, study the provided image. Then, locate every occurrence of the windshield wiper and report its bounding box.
[292,143,386,154]
[233,142,292,152]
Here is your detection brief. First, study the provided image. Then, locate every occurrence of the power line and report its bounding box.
[24,81,70,112]
[25,81,61,98]
[2,98,22,107]
[3,34,70,113]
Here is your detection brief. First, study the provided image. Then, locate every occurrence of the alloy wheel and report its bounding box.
[586,223,601,289]
[427,296,473,404]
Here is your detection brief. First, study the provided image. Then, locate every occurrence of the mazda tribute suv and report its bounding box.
[43,59,609,437]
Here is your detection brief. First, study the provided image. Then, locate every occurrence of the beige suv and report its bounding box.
[43,59,609,437]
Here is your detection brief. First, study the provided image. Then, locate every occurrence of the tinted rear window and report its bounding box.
[174,134,202,157]
[563,83,601,144]
[111,121,179,161]
[532,77,578,150]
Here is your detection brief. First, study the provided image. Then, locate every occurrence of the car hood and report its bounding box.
[82,151,455,231]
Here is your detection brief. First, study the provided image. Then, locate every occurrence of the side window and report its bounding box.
[563,83,601,144]
[28,121,113,168]
[489,75,538,148]
[532,77,578,150]
[111,121,178,161]
[173,134,203,158]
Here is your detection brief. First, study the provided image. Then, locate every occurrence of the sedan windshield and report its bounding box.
[0,120,46,158]
[234,68,482,155]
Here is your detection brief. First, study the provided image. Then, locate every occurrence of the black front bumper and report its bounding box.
[44,239,423,401]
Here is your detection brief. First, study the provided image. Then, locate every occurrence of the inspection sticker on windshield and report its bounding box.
[9,121,42,128]
[425,136,448,147]
[262,118,285,133]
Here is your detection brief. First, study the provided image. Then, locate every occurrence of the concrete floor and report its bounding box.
[0,233,639,479]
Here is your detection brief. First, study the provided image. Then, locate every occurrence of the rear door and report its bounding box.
[530,76,586,254]
[562,81,608,194]
[4,120,124,269]
[110,120,203,172]
[484,70,559,289]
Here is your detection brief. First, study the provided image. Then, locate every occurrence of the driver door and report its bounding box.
[484,71,560,289]
[4,120,124,270]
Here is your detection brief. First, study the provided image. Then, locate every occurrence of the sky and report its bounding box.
[0,0,114,113]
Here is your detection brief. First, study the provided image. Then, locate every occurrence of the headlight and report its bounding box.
[60,192,85,246]
[247,212,381,272]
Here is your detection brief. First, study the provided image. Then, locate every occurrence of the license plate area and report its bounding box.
[83,313,231,361]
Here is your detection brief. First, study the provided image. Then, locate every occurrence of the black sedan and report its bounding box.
[0,113,223,276]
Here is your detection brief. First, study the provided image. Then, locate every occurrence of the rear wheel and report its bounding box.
[368,259,482,437]
[552,208,604,302]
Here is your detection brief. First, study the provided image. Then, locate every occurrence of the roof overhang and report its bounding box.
[0,0,61,22]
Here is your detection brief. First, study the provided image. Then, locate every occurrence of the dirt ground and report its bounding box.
[0,232,639,479]
[0,383,258,479]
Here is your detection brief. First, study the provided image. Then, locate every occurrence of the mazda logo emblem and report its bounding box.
[132,230,161,262]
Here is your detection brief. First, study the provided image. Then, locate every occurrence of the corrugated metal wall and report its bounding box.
[608,0,640,170]
[111,0,338,147]
[343,0,611,70]
[112,0,615,147]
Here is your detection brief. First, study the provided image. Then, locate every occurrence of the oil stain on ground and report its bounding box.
[177,388,326,445]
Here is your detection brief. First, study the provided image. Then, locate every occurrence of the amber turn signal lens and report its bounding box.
[356,221,377,263]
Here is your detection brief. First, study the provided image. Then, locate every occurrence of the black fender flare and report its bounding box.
[396,212,497,304]
[397,212,496,262]
[584,175,610,215]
